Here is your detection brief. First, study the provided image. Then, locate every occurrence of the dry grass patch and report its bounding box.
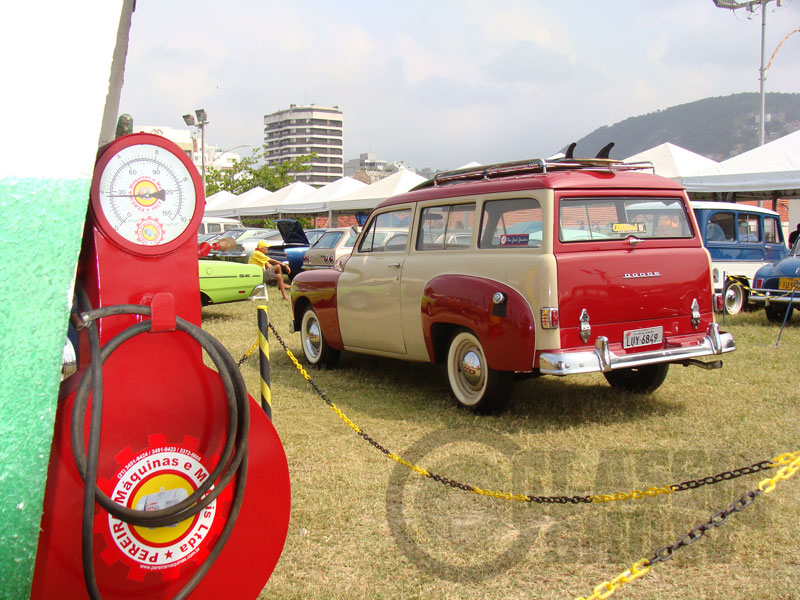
[200,300,800,600]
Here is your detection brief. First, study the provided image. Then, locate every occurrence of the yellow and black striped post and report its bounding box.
[257,305,272,420]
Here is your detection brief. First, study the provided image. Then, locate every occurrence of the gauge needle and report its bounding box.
[106,189,167,200]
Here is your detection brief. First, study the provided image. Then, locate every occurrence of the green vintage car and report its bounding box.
[199,259,263,305]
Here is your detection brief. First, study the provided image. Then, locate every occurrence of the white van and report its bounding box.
[199,216,242,236]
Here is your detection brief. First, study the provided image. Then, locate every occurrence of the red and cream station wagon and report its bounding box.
[289,156,736,413]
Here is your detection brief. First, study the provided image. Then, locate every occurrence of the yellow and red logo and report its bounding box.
[97,435,228,582]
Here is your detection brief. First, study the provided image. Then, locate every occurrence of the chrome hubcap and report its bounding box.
[459,350,483,388]
[304,318,321,359]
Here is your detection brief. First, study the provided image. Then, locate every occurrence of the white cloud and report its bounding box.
[119,0,800,170]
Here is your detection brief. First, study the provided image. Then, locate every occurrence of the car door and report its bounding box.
[337,206,413,354]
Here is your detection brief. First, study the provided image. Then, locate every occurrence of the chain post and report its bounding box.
[257,305,272,419]
[776,286,795,346]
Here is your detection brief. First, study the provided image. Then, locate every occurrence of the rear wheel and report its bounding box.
[300,306,340,368]
[723,281,745,315]
[765,303,793,324]
[603,363,669,394]
[446,329,513,414]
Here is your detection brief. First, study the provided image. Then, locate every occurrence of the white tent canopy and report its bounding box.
[624,142,718,179]
[680,129,800,199]
[205,187,273,217]
[238,181,315,217]
[330,169,427,212]
[204,190,236,210]
[281,177,368,214]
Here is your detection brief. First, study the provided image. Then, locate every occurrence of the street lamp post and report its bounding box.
[182,109,209,188]
[712,0,783,146]
[212,144,252,168]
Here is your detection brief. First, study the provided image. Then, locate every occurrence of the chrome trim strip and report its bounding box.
[539,325,735,376]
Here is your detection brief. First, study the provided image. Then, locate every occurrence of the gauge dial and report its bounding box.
[92,134,202,254]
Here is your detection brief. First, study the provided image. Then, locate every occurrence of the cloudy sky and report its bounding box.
[120,0,800,170]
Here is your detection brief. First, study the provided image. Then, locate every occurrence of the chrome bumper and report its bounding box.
[749,291,800,305]
[538,323,736,376]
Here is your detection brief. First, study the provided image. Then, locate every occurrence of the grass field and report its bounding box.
[200,298,800,600]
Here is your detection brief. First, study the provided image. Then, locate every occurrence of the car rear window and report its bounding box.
[313,231,344,249]
[560,198,692,242]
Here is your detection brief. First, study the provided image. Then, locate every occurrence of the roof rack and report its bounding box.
[413,157,656,191]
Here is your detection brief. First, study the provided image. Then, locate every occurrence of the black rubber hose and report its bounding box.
[71,308,243,527]
[70,292,250,599]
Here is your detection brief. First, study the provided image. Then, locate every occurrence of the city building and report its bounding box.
[263,104,344,187]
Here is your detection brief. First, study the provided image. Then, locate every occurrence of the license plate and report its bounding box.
[778,278,800,290]
[623,326,663,349]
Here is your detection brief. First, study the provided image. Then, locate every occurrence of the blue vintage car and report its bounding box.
[691,201,788,315]
[750,238,800,322]
[266,220,327,280]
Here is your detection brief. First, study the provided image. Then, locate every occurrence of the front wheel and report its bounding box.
[300,306,340,368]
[765,303,793,324]
[446,329,513,414]
[723,281,746,315]
[603,363,669,394]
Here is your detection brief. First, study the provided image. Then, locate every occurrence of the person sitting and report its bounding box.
[706,222,726,242]
[248,240,290,301]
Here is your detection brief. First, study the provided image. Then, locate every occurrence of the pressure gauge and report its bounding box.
[90,133,203,255]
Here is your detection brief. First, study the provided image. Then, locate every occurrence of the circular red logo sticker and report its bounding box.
[98,436,227,582]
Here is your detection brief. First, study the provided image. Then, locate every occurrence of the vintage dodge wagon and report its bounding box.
[289,156,736,413]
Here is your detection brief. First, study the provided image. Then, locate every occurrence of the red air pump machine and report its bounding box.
[31,133,291,599]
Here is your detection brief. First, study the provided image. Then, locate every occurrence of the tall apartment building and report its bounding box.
[263,104,344,187]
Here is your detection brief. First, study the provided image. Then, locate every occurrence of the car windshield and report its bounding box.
[560,198,692,242]
[253,230,282,240]
[216,229,246,240]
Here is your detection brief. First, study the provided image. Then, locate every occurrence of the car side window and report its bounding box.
[737,213,760,243]
[764,217,781,244]
[479,198,543,248]
[358,208,412,253]
[416,203,475,250]
[708,212,735,242]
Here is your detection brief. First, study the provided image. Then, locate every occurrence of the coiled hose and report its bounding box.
[70,286,250,600]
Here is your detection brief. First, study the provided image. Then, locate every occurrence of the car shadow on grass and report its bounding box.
[302,352,683,432]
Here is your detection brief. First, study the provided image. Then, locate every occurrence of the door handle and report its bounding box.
[388,262,402,268]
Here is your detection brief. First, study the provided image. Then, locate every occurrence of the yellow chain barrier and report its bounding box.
[274,335,797,508]
[264,321,800,600]
[726,275,797,300]
[574,559,650,600]
[590,486,674,503]
[236,340,259,366]
[768,450,800,468]
[758,454,800,494]
[574,454,800,600]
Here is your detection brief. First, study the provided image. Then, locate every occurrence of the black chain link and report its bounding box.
[646,488,763,566]
[265,321,777,507]
[669,461,773,492]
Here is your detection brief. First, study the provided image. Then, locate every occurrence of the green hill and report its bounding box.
[569,92,800,161]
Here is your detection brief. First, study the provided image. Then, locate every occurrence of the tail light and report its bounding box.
[714,293,724,313]
[754,278,763,288]
[541,307,559,329]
